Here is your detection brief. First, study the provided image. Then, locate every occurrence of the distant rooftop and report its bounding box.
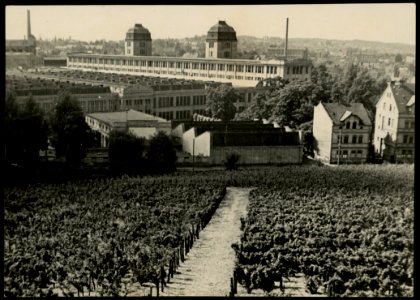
[88,109,167,125]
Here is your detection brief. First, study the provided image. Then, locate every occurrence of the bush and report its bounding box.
[145,131,177,174]
[224,152,240,170]
[108,130,146,175]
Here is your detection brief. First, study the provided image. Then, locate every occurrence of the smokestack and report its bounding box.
[27,10,31,40]
[284,18,289,60]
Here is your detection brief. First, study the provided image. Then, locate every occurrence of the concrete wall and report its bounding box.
[313,103,333,162]
[210,145,303,165]
[194,131,211,156]
[182,127,196,154]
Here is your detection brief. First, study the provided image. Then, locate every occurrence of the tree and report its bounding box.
[108,130,146,175]
[270,80,315,128]
[19,96,49,167]
[395,53,403,63]
[237,92,273,121]
[206,84,238,122]
[4,92,48,168]
[49,91,94,165]
[310,64,332,103]
[146,131,177,173]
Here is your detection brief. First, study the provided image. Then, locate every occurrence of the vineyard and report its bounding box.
[4,175,226,296]
[231,165,414,297]
[4,164,415,297]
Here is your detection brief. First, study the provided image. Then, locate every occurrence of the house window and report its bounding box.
[405,120,410,128]
[343,150,348,157]
[358,136,363,143]
[357,150,363,157]
[346,122,350,129]
[352,135,357,144]
[403,135,408,143]
[388,118,391,126]
[408,136,414,144]
[352,121,357,129]
[351,150,356,156]
[411,121,415,129]
[343,135,349,144]
[209,42,214,48]
[225,42,230,48]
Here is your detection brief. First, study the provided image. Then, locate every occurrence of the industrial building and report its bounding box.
[6,74,120,114]
[67,19,312,87]
[373,80,415,163]
[172,121,303,165]
[85,109,171,147]
[313,102,372,164]
[25,68,267,119]
[6,10,36,55]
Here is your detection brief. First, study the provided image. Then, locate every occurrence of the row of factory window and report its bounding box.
[286,66,310,75]
[193,95,207,105]
[73,65,283,82]
[339,135,365,144]
[157,110,194,120]
[125,99,152,106]
[69,57,280,74]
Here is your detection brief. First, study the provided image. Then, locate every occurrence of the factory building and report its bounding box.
[67,19,312,87]
[172,121,303,165]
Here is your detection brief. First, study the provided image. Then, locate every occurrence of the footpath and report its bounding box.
[159,187,252,296]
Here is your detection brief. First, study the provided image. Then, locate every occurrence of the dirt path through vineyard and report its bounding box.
[158,187,252,296]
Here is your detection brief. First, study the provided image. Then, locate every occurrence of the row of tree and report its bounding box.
[4,91,177,175]
[5,91,95,169]
[233,63,388,128]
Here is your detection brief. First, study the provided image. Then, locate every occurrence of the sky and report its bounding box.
[5,4,416,45]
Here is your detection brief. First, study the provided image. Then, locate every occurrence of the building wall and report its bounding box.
[125,40,152,56]
[373,84,399,155]
[205,40,238,59]
[210,145,303,165]
[182,127,196,154]
[67,54,297,87]
[193,131,211,157]
[15,92,120,114]
[313,103,333,162]
[329,118,371,164]
[373,84,415,163]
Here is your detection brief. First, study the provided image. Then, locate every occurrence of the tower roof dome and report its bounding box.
[206,21,237,41]
[126,24,152,41]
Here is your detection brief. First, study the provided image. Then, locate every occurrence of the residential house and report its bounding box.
[313,102,372,164]
[373,81,415,163]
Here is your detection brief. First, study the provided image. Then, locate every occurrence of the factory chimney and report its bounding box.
[284,18,289,60]
[27,10,31,40]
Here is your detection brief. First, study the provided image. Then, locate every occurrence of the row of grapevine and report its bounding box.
[231,165,414,297]
[4,175,226,296]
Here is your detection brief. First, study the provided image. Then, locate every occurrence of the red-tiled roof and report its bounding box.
[322,102,372,126]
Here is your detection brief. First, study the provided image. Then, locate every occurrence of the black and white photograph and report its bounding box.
[4,4,415,297]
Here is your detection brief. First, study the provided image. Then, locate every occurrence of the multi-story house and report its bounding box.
[373,80,415,163]
[313,102,372,164]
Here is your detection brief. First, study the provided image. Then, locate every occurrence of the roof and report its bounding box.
[125,24,152,40]
[206,21,237,41]
[322,102,372,126]
[88,109,167,125]
[391,83,416,112]
[208,21,236,33]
